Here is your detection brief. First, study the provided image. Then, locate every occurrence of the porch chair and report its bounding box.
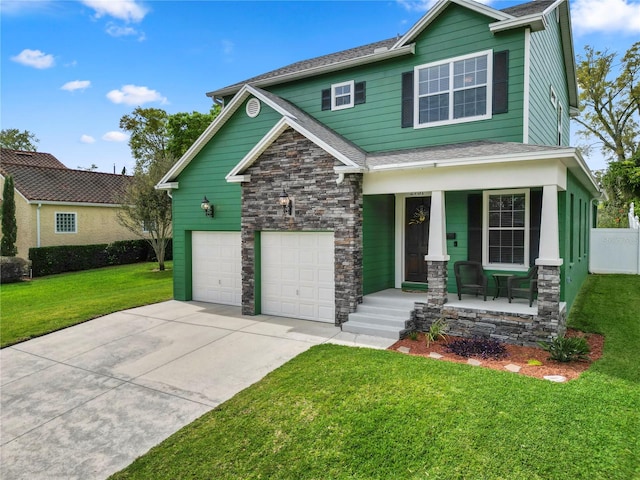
[454,261,488,301]
[507,265,538,307]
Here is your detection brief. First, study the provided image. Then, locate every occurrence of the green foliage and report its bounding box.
[425,317,448,347]
[119,107,170,173]
[408,331,419,341]
[538,336,591,363]
[1,176,18,256]
[167,105,220,159]
[0,256,29,283]
[0,128,39,151]
[0,262,172,347]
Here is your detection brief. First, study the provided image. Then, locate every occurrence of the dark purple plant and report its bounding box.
[445,337,508,360]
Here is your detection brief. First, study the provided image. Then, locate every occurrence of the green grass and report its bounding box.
[1,262,172,347]
[111,275,640,480]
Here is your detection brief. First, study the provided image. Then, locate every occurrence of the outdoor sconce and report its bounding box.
[201,196,214,218]
[278,188,293,216]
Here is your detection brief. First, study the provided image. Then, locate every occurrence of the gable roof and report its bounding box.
[0,148,67,169]
[207,0,571,100]
[1,151,129,205]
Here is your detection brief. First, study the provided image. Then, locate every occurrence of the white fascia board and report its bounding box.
[156,182,179,190]
[226,175,251,183]
[393,0,512,49]
[489,14,545,33]
[157,84,256,186]
[209,45,415,98]
[26,200,122,207]
[334,165,366,174]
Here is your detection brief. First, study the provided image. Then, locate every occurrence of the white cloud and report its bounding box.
[222,39,234,55]
[102,131,129,142]
[106,84,168,106]
[61,80,91,92]
[106,22,146,40]
[80,134,96,144]
[11,49,55,69]
[81,0,148,22]
[572,0,640,35]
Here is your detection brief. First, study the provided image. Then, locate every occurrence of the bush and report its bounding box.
[445,336,508,360]
[538,336,590,363]
[0,256,30,283]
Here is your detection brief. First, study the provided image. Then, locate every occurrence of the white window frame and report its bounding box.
[482,189,530,270]
[331,80,354,111]
[55,212,77,234]
[414,50,493,128]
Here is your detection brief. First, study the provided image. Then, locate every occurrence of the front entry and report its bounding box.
[405,196,430,283]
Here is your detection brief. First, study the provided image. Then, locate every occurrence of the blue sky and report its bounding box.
[2,0,639,174]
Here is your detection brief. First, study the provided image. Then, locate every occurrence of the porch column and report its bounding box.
[535,185,565,338]
[424,190,449,307]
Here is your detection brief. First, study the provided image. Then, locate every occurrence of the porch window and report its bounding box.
[414,50,492,128]
[483,190,529,268]
[55,212,77,233]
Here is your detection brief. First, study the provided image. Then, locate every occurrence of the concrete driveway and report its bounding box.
[1,300,393,480]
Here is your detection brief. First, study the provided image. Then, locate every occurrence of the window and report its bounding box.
[55,212,77,233]
[331,80,354,110]
[414,50,492,127]
[483,190,529,267]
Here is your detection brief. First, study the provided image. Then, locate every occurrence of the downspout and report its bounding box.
[36,203,42,248]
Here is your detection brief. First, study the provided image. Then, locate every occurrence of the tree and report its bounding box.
[119,107,170,174]
[167,105,220,159]
[1,176,18,257]
[574,42,640,226]
[0,129,39,151]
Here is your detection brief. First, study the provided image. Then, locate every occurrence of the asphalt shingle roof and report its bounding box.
[0,148,67,169]
[1,149,129,204]
[501,0,556,17]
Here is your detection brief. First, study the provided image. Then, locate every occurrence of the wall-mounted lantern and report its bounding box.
[278,188,293,216]
[201,196,214,218]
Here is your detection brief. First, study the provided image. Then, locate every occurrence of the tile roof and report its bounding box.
[1,158,130,205]
[208,0,557,97]
[0,148,67,169]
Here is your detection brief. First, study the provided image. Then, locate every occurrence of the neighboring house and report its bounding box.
[0,148,139,259]
[157,0,600,345]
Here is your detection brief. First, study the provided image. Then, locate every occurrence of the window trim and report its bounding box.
[482,189,530,270]
[413,50,493,129]
[55,212,77,234]
[331,80,355,111]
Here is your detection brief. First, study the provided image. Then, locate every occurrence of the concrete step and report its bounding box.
[341,321,403,339]
[362,293,423,309]
[354,304,411,319]
[347,312,408,328]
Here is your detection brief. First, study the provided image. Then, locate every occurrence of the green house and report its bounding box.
[158,0,600,345]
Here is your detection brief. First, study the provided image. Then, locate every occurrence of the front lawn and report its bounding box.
[111,274,640,480]
[0,262,172,347]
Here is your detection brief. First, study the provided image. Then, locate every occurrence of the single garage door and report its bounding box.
[261,232,335,322]
[192,231,242,305]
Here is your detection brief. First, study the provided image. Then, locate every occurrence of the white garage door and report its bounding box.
[192,231,242,305]
[261,232,335,323]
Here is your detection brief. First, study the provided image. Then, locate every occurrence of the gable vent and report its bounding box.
[246,98,261,118]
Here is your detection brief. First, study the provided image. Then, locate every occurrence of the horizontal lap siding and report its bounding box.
[445,191,472,293]
[172,101,281,300]
[271,4,526,152]
[363,194,395,294]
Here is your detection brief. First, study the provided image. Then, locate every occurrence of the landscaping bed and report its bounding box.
[389,329,604,381]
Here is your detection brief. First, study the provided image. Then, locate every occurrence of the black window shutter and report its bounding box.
[467,194,483,262]
[401,71,414,128]
[321,88,331,111]
[492,50,509,114]
[354,81,366,105]
[529,190,542,265]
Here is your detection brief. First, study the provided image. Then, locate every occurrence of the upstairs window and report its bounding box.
[414,50,492,128]
[322,81,366,111]
[55,212,77,233]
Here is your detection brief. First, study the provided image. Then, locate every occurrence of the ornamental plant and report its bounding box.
[538,336,590,363]
[446,336,508,360]
[426,318,448,347]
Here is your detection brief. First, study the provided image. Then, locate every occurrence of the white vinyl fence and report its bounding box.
[590,228,640,274]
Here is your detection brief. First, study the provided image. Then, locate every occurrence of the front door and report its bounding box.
[405,197,430,283]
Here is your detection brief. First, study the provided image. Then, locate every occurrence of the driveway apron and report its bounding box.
[0,301,393,480]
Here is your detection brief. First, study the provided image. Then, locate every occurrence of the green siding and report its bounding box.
[528,8,571,146]
[444,191,470,293]
[560,171,593,311]
[171,100,281,300]
[269,4,526,152]
[363,194,395,294]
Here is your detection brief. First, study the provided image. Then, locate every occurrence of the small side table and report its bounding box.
[492,273,512,300]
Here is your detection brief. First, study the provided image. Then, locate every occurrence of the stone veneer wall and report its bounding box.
[240,128,363,324]
[411,262,567,347]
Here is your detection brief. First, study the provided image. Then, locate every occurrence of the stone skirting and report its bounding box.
[240,128,363,325]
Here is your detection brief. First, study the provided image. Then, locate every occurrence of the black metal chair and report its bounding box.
[507,265,538,307]
[454,261,488,301]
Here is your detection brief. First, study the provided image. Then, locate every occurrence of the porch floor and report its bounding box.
[365,289,544,316]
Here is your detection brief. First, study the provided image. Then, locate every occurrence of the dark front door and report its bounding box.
[405,196,430,283]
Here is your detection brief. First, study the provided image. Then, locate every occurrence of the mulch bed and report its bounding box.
[388,329,604,381]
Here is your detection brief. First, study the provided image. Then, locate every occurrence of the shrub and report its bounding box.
[445,336,508,360]
[426,318,448,347]
[538,336,590,363]
[0,256,30,283]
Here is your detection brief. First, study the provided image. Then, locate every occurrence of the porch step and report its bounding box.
[343,291,419,340]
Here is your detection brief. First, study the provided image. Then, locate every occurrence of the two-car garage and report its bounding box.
[191,231,335,323]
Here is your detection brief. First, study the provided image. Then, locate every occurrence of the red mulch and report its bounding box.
[388,329,604,381]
